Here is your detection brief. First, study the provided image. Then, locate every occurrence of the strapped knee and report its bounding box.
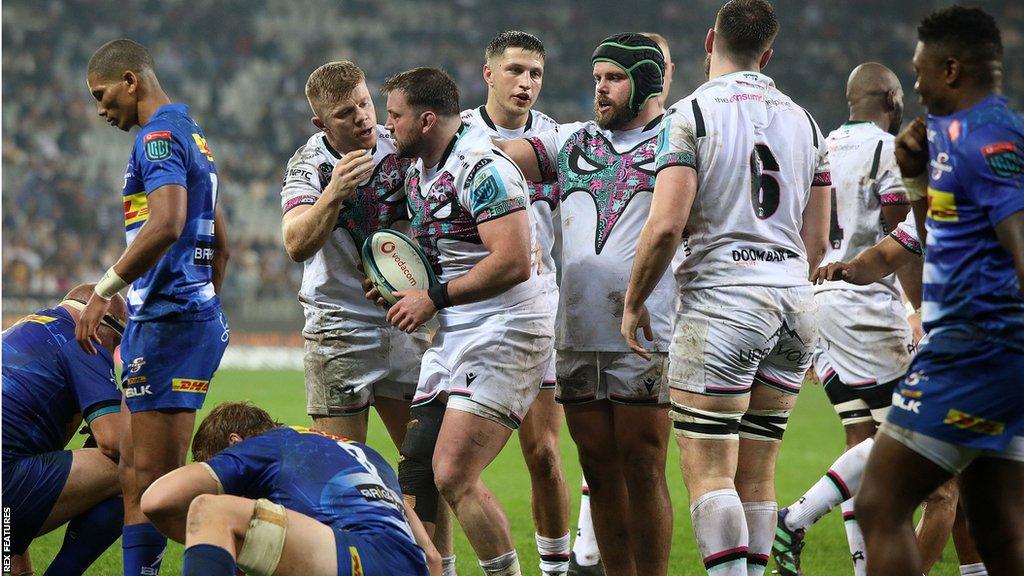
[398,399,446,523]
[237,498,287,576]
[670,402,743,440]
[738,409,791,441]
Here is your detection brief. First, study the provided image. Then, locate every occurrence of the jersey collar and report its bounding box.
[479,105,532,133]
[435,123,468,170]
[148,103,188,124]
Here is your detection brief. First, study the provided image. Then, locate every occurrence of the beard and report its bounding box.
[887,107,904,136]
[394,131,425,159]
[594,97,635,131]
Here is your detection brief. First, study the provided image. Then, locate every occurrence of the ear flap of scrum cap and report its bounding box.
[592,33,666,115]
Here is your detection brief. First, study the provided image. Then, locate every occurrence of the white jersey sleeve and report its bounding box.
[873,138,909,206]
[281,141,325,213]
[889,212,923,256]
[527,122,586,183]
[457,155,530,224]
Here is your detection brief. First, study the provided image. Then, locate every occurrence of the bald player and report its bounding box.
[641,33,676,108]
[772,62,920,576]
[3,285,128,575]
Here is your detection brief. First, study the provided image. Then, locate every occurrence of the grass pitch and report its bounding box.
[29,369,962,575]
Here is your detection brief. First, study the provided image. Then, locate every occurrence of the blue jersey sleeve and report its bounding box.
[62,343,121,424]
[136,123,189,193]
[961,124,1024,227]
[204,432,279,496]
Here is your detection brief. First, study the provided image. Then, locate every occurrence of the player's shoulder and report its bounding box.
[530,109,559,132]
[287,132,333,167]
[458,126,522,177]
[460,107,481,126]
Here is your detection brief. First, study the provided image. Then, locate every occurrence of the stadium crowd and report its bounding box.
[4,0,1021,320]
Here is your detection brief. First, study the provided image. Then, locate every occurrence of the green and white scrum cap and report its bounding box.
[592,33,665,116]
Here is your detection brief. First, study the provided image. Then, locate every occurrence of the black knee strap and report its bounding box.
[398,399,446,523]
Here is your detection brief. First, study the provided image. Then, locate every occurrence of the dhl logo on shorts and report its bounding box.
[349,546,363,576]
[17,314,57,326]
[927,188,958,222]
[944,409,1004,435]
[171,378,210,393]
[192,133,214,161]
[123,192,150,228]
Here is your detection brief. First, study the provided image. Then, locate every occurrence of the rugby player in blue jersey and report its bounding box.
[82,39,230,575]
[2,285,127,576]
[141,402,440,576]
[855,7,1024,576]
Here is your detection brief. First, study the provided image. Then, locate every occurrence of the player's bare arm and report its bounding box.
[141,462,222,543]
[895,117,929,243]
[622,164,698,359]
[994,210,1024,289]
[77,184,187,354]
[801,185,832,272]
[282,149,375,262]
[811,235,919,285]
[212,204,229,294]
[386,210,533,332]
[494,138,544,182]
[403,501,443,576]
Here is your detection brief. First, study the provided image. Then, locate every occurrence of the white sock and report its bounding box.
[841,499,867,576]
[480,550,521,576]
[536,532,570,575]
[442,554,457,576]
[786,437,874,530]
[691,489,748,576]
[960,563,988,576]
[743,501,775,576]
[572,480,600,566]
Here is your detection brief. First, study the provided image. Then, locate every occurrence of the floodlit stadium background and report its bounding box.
[2,1,1022,574]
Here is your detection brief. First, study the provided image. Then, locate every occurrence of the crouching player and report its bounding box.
[141,402,439,576]
[2,285,128,575]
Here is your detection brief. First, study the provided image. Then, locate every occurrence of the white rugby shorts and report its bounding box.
[667,285,817,396]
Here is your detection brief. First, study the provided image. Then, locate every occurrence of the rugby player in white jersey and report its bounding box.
[379,67,553,576]
[641,33,676,109]
[460,30,572,576]
[621,2,832,575]
[498,33,676,576]
[771,62,920,576]
[280,61,426,447]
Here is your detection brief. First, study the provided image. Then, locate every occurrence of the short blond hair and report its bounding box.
[305,61,365,116]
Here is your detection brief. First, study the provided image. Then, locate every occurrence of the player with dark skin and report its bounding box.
[855,7,1024,576]
[80,39,230,575]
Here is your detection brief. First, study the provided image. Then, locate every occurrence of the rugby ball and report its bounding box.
[362,229,437,305]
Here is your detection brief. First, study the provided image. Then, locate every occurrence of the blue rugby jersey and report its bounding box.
[923,96,1024,334]
[123,103,221,320]
[204,427,419,542]
[1,307,121,459]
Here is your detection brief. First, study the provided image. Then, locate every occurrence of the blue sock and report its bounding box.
[44,497,124,576]
[122,522,167,576]
[182,544,236,576]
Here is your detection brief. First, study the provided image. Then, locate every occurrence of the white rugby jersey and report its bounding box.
[406,124,546,325]
[657,72,831,291]
[816,122,909,297]
[461,106,561,288]
[280,126,411,333]
[528,118,677,352]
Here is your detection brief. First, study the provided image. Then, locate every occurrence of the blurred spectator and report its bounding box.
[3,0,1021,326]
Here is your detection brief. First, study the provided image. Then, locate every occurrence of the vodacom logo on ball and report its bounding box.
[381,241,396,254]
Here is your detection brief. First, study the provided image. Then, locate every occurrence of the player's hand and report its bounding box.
[895,117,928,178]
[325,149,375,203]
[907,310,924,344]
[386,289,437,333]
[620,304,653,360]
[362,277,389,308]
[75,292,111,355]
[811,261,857,284]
